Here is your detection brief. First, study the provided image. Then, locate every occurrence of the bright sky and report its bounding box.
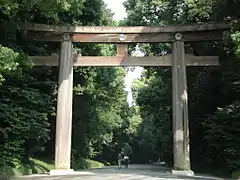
[104,0,127,20]
[124,67,143,106]
[103,0,143,106]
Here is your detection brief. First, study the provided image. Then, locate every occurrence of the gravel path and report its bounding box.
[12,164,226,180]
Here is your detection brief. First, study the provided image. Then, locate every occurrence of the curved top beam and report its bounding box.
[22,22,230,34]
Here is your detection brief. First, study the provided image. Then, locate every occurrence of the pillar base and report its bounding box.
[49,169,74,176]
[171,169,194,176]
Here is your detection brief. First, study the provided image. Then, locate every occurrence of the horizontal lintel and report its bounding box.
[22,22,230,34]
[26,30,224,43]
[29,55,219,67]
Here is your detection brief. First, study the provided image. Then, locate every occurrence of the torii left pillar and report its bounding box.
[50,34,74,175]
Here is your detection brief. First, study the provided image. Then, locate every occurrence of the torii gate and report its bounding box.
[22,22,230,175]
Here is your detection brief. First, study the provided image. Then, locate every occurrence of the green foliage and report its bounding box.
[72,158,104,170]
[0,158,53,179]
[0,0,85,23]
[232,171,240,179]
[0,157,103,178]
[132,68,173,163]
[232,31,240,58]
[124,0,240,177]
[6,0,240,178]
[202,102,240,172]
[0,53,51,167]
[1,0,128,176]
[72,66,128,159]
[0,45,19,84]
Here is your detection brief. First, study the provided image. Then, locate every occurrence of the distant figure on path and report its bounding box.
[118,151,124,168]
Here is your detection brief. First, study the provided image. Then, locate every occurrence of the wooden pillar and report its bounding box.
[54,34,73,170]
[116,44,128,56]
[172,33,191,171]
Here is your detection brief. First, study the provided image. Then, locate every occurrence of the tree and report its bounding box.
[0,0,130,171]
[124,0,240,177]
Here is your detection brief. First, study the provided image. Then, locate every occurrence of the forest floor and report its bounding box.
[12,164,228,180]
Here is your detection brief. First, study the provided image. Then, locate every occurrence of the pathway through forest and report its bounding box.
[14,164,225,180]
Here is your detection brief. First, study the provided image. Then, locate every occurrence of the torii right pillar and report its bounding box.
[172,32,193,176]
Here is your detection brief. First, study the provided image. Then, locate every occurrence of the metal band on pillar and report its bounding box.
[175,33,182,41]
[51,33,74,175]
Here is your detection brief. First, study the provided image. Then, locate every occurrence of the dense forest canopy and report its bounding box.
[123,0,240,177]
[0,0,240,179]
[0,0,132,173]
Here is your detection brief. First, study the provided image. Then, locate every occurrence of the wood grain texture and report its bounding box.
[54,40,73,170]
[172,40,191,170]
[29,55,219,66]
[117,44,128,56]
[23,22,230,33]
[25,30,225,42]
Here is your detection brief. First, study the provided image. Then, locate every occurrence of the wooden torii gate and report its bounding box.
[23,23,230,175]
